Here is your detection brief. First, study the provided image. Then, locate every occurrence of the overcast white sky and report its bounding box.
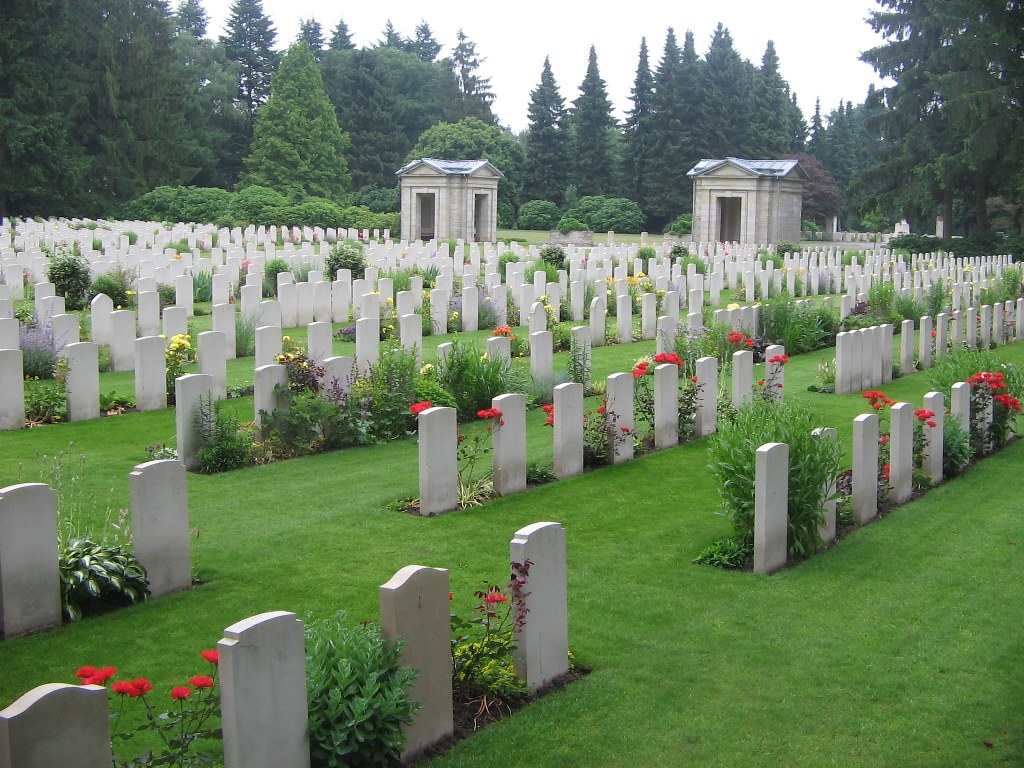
[197,0,888,133]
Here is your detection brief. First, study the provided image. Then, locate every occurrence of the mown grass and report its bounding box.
[2,323,1022,766]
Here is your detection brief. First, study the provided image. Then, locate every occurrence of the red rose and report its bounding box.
[132,678,153,695]
[170,686,192,701]
[409,401,432,415]
[112,681,136,696]
[190,675,214,690]
[75,666,98,680]
[483,592,508,604]
[200,650,219,665]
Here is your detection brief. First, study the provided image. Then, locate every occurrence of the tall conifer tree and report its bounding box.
[221,0,278,128]
[624,38,656,211]
[522,57,571,203]
[571,46,616,196]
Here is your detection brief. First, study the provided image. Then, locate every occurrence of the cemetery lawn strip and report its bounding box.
[0,339,1022,766]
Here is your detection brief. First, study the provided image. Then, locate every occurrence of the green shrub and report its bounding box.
[413,378,459,410]
[924,279,948,319]
[759,294,835,354]
[195,398,254,473]
[568,196,645,233]
[121,185,233,223]
[525,261,560,287]
[192,271,213,303]
[707,399,841,559]
[889,234,944,254]
[325,240,366,280]
[91,267,137,309]
[24,380,67,424]
[305,613,417,768]
[665,213,692,236]
[235,312,257,357]
[20,323,61,379]
[272,197,348,229]
[776,241,801,255]
[228,186,290,224]
[927,347,1024,396]
[498,252,520,279]
[436,340,528,419]
[693,535,753,569]
[59,538,150,622]
[263,258,291,297]
[943,416,973,477]
[518,200,561,231]
[802,219,822,233]
[539,244,566,269]
[353,344,421,440]
[556,216,588,234]
[669,244,690,259]
[353,184,400,213]
[46,245,92,310]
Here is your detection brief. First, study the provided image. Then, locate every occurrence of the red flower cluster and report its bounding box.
[913,408,936,424]
[653,351,684,366]
[409,400,432,415]
[994,393,1022,411]
[967,371,1008,390]
[882,464,891,481]
[862,390,894,410]
[170,686,192,701]
[768,354,789,365]
[76,666,117,686]
[492,326,514,338]
[632,360,652,378]
[111,678,154,698]
[483,592,509,605]
[200,649,219,665]
[541,404,554,426]
[477,407,503,420]
[727,331,755,348]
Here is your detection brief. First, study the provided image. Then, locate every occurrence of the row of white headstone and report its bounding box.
[0,460,191,640]
[0,520,568,768]
[414,346,788,516]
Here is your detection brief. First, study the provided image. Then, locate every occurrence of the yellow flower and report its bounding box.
[727,303,741,310]
[480,353,488,361]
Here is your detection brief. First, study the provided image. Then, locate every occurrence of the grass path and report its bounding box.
[1,334,1022,766]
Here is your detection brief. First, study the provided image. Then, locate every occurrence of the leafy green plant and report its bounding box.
[539,244,566,269]
[263,258,291,297]
[351,344,422,441]
[91,267,138,309]
[707,399,840,560]
[665,213,692,236]
[518,200,561,230]
[325,240,367,280]
[20,323,61,379]
[692,535,753,569]
[234,311,257,357]
[305,613,417,768]
[525,261,560,287]
[556,216,588,234]
[24,379,67,424]
[60,538,150,622]
[195,398,254,473]
[942,416,973,477]
[924,279,948,319]
[436,340,528,419]
[927,347,1023,396]
[498,251,520,279]
[45,242,92,310]
[192,270,213,303]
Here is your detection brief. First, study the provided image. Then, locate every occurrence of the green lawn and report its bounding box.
[2,330,1022,767]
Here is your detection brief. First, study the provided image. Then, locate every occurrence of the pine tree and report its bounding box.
[747,41,796,156]
[645,28,687,228]
[522,56,571,203]
[624,37,656,210]
[221,0,278,128]
[298,18,325,61]
[787,91,807,152]
[808,98,825,157]
[570,45,615,196]
[240,43,351,201]
[378,20,405,50]
[450,29,495,122]
[329,17,355,50]
[175,0,209,37]
[408,20,442,62]
[703,23,753,157]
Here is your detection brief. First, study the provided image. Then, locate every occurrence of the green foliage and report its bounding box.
[693,535,753,569]
[272,197,348,229]
[354,345,421,440]
[927,347,1023,396]
[91,267,137,309]
[889,234,944,254]
[353,184,400,213]
[59,538,149,623]
[942,416,973,477]
[924,278,948,319]
[525,461,557,485]
[556,216,588,234]
[708,399,841,559]
[24,380,67,424]
[868,281,896,317]
[192,270,213,303]
[234,312,257,357]
[263,258,291,297]
[227,185,290,224]
[776,241,801,255]
[759,294,837,354]
[665,213,692,235]
[498,252,520,279]
[46,245,91,310]
[518,200,561,230]
[894,294,924,324]
[436,340,528,419]
[120,186,234,223]
[525,261,560,286]
[195,398,254,473]
[305,613,417,768]
[413,378,458,410]
[240,43,351,202]
[568,195,645,233]
[325,240,366,280]
[539,244,566,269]
[20,323,61,380]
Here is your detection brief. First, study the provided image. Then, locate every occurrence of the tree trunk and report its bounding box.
[942,185,953,239]
[974,174,989,233]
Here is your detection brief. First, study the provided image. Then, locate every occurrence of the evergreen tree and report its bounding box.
[175,0,208,37]
[378,20,405,50]
[0,0,85,215]
[240,43,351,201]
[703,23,753,157]
[450,29,495,122]
[747,41,796,156]
[522,56,571,203]
[408,20,442,62]
[807,97,825,157]
[787,92,807,152]
[329,17,355,50]
[624,37,656,210]
[298,18,325,61]
[570,46,616,196]
[221,0,278,128]
[67,0,200,211]
[645,28,688,228]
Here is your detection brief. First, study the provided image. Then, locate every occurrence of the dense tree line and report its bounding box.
[2,0,1018,239]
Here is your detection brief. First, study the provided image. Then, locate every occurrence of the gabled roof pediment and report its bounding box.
[396,158,504,178]
[687,157,808,181]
